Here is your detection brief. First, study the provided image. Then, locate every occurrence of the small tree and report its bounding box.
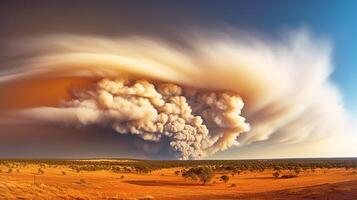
[294,167,301,176]
[182,170,197,181]
[182,167,213,185]
[38,168,44,175]
[220,175,230,183]
[273,166,283,172]
[310,167,316,173]
[196,168,214,185]
[273,171,280,178]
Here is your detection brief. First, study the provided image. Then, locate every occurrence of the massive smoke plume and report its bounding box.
[56,78,249,159]
[0,30,346,159]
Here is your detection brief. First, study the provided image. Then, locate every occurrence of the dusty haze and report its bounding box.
[0,30,347,159]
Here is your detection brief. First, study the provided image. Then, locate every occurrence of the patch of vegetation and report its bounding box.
[0,158,355,174]
[174,170,180,176]
[294,166,302,175]
[273,171,280,178]
[38,168,44,175]
[280,174,298,179]
[182,167,214,185]
[220,175,230,183]
[138,195,155,200]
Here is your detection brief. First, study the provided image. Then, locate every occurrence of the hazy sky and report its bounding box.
[0,0,356,159]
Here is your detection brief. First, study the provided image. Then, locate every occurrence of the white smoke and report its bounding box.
[0,29,347,159]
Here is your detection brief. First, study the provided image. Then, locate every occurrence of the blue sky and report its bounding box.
[189,0,357,115]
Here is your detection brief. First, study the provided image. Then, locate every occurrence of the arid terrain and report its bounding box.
[0,159,357,200]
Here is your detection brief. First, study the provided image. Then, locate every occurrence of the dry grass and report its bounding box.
[0,164,356,199]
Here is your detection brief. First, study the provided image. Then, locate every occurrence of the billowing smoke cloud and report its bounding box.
[52,78,249,159]
[0,29,346,159]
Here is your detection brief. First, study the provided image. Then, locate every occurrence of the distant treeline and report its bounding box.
[0,158,356,173]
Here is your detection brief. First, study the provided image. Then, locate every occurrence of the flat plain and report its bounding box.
[0,159,357,200]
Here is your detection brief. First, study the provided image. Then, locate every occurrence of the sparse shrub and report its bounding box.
[230,183,237,187]
[7,168,12,173]
[197,168,214,185]
[220,175,230,183]
[310,167,316,173]
[120,175,124,179]
[0,169,2,173]
[294,167,301,176]
[111,166,122,173]
[183,167,213,185]
[62,171,66,175]
[280,174,298,179]
[138,195,155,200]
[134,163,152,173]
[273,171,280,178]
[273,166,282,171]
[38,168,44,175]
[233,169,241,175]
[174,170,180,176]
[182,167,214,184]
[182,170,197,181]
[16,169,20,173]
[80,179,86,184]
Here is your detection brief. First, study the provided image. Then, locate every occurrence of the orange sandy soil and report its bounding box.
[0,165,357,200]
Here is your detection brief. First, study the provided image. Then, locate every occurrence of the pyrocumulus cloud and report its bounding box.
[0,29,346,159]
